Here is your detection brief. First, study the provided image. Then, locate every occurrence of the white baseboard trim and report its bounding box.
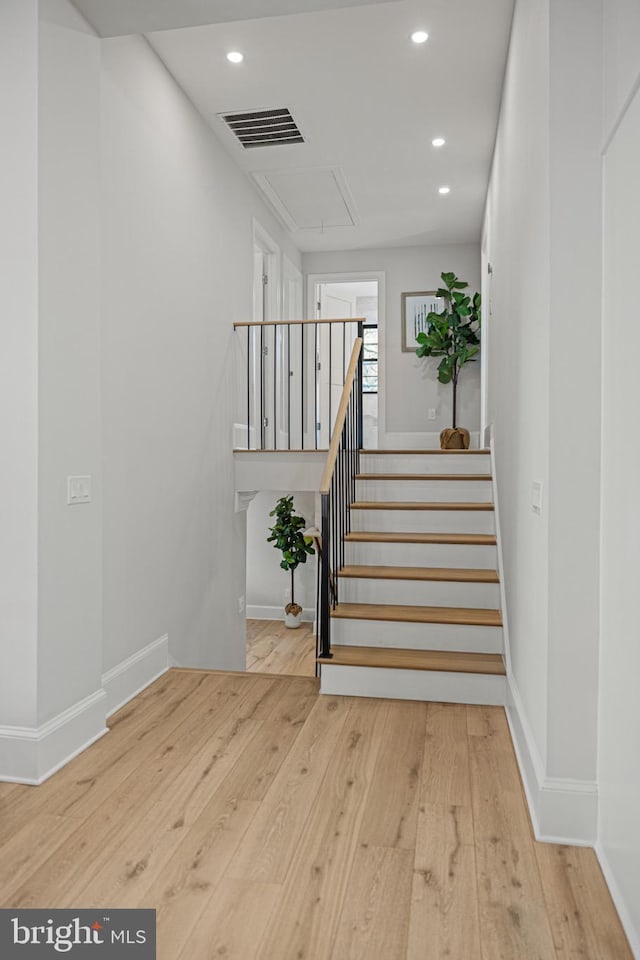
[380,430,482,449]
[0,688,108,785]
[506,675,598,845]
[321,663,506,705]
[246,605,315,623]
[102,634,170,718]
[595,841,640,958]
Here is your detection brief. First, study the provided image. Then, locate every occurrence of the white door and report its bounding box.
[315,285,359,446]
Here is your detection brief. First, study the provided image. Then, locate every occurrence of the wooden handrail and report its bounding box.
[233,317,366,329]
[319,338,363,494]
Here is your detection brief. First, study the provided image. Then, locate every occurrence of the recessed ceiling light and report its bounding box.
[411,30,429,44]
[432,137,446,148]
[438,185,451,195]
[226,51,244,64]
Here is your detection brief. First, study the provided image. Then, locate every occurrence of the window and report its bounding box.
[362,325,378,394]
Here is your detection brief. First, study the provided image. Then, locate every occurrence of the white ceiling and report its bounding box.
[71,0,404,37]
[74,0,514,253]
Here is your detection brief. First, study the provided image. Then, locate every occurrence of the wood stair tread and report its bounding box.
[361,449,490,455]
[351,500,494,511]
[356,473,492,481]
[345,531,497,545]
[318,645,505,675]
[330,602,502,627]
[339,564,499,583]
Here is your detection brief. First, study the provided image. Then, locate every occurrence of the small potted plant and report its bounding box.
[267,496,315,628]
[415,271,481,449]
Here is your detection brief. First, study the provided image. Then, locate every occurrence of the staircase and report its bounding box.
[318,448,506,705]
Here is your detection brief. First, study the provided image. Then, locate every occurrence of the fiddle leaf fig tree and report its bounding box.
[415,271,481,428]
[267,496,314,617]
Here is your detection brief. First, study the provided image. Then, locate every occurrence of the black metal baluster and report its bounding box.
[320,494,331,658]
[337,441,343,587]
[301,323,305,450]
[287,323,291,450]
[357,322,364,453]
[329,323,333,441]
[246,326,250,449]
[339,430,344,572]
[331,469,340,606]
[315,534,321,676]
[273,325,277,450]
[260,323,264,449]
[353,383,358,500]
[314,322,318,450]
[343,322,346,382]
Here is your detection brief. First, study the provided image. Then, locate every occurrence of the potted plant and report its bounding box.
[415,271,481,449]
[267,496,315,628]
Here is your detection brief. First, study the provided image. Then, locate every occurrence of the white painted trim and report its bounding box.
[102,634,169,718]
[252,166,358,233]
[247,603,316,623]
[0,688,108,785]
[595,841,640,958]
[247,604,315,622]
[506,675,598,845]
[306,270,386,443]
[492,427,597,844]
[489,425,510,667]
[602,65,640,157]
[382,430,481,450]
[321,663,506,705]
[235,489,258,513]
[253,218,282,321]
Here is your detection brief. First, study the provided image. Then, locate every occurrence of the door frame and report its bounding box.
[253,218,281,322]
[307,270,386,445]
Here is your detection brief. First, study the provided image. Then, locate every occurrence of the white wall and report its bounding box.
[603,0,640,140]
[545,0,602,786]
[100,35,301,673]
[303,244,481,445]
[484,0,603,842]
[599,3,640,949]
[483,0,551,776]
[0,0,40,731]
[0,0,106,778]
[486,0,640,945]
[246,491,316,619]
[37,0,103,723]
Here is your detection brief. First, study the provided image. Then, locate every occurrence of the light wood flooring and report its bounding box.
[247,618,316,676]
[0,669,631,959]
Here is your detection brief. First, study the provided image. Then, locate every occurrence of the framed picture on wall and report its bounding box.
[401,291,446,352]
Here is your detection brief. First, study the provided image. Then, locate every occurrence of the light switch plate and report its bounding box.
[532,480,543,516]
[67,475,92,505]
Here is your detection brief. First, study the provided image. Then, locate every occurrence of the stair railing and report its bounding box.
[317,337,364,661]
[233,318,364,451]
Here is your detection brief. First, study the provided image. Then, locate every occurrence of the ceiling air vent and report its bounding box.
[220,108,305,149]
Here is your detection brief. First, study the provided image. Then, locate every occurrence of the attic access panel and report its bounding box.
[220,108,305,148]
[252,168,357,232]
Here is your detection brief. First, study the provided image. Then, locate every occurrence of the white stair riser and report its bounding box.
[329,617,503,653]
[350,508,495,535]
[355,479,493,503]
[344,541,498,569]
[360,455,491,475]
[339,577,500,609]
[320,664,506,705]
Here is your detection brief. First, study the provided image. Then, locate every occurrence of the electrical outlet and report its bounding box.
[238,595,245,614]
[283,588,291,603]
[428,408,437,420]
[532,481,543,516]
